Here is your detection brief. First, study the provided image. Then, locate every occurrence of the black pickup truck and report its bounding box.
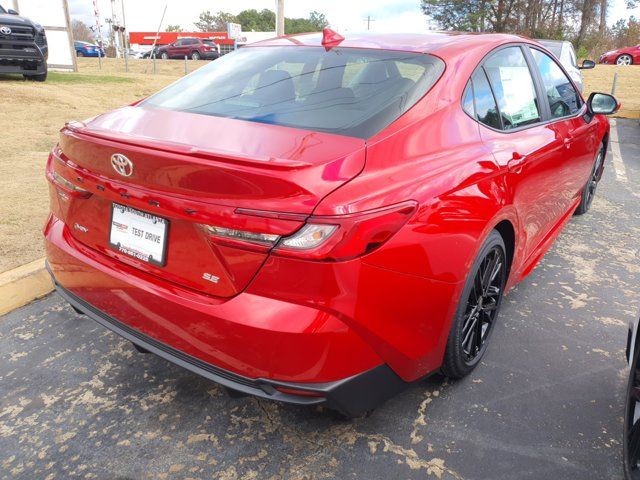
[0,4,48,81]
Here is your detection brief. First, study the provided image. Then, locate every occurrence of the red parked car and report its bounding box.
[600,44,640,65]
[44,31,619,417]
[157,37,219,60]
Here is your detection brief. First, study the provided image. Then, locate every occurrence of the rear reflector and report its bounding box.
[275,387,324,398]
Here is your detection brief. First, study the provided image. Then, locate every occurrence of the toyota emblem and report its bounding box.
[0,26,12,35]
[110,153,134,177]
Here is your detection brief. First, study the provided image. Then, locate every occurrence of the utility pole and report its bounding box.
[109,0,118,57]
[275,0,285,36]
[121,0,129,54]
[92,0,103,67]
[364,15,375,30]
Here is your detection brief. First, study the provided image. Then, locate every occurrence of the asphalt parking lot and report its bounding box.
[1,118,639,480]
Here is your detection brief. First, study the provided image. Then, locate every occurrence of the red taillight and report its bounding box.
[46,148,92,199]
[202,201,417,261]
[274,201,417,261]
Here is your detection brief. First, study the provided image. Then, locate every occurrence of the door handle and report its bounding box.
[507,152,527,173]
[564,133,575,148]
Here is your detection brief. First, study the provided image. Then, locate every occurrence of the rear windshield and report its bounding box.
[541,42,562,58]
[142,46,445,138]
[203,40,215,45]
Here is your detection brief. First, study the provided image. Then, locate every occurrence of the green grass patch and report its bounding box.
[46,72,134,84]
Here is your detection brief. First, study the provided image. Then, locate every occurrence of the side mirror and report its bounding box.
[579,59,596,69]
[587,92,620,115]
[7,8,19,14]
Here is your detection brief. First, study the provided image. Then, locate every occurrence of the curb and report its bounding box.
[0,258,53,316]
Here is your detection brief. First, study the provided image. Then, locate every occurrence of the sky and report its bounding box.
[68,0,639,34]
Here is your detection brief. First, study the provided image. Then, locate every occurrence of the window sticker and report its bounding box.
[498,66,539,125]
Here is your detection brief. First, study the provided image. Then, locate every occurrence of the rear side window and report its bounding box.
[142,46,445,139]
[462,82,475,117]
[531,49,581,119]
[470,70,501,130]
[483,47,541,130]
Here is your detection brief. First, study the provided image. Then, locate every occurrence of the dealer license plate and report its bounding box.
[109,203,169,266]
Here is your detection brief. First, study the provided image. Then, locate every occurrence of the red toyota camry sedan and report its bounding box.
[44,31,619,417]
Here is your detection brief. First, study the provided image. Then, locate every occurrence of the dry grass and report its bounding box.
[0,58,191,273]
[582,65,640,118]
[74,56,210,77]
[0,58,638,273]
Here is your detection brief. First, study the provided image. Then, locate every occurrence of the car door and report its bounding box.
[633,45,640,64]
[472,45,569,261]
[528,46,599,206]
[181,38,195,57]
[168,39,183,58]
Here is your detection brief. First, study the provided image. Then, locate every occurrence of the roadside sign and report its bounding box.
[226,22,242,40]
[10,0,77,71]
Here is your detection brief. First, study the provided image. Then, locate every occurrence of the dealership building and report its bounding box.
[129,31,277,55]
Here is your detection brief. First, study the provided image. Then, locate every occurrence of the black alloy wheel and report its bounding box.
[442,230,507,379]
[575,144,604,215]
[461,246,504,363]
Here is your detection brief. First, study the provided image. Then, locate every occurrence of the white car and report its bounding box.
[538,39,595,92]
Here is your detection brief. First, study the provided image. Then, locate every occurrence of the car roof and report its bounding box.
[537,39,569,45]
[249,31,531,56]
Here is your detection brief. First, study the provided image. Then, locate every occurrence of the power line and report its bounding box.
[364,15,375,30]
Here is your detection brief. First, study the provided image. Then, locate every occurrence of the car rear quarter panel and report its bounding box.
[302,66,523,378]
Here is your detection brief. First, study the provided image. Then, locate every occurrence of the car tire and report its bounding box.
[616,54,633,66]
[191,51,201,60]
[624,325,640,479]
[161,52,169,60]
[574,143,605,216]
[24,70,47,82]
[441,230,507,379]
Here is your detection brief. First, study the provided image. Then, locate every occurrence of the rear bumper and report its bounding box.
[44,215,410,415]
[50,273,407,417]
[78,50,103,57]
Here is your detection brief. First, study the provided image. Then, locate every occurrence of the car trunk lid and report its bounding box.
[51,106,366,298]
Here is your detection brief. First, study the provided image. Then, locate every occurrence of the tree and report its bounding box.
[195,9,329,34]
[194,10,237,32]
[165,24,183,32]
[236,9,275,31]
[611,16,640,47]
[71,19,94,43]
[284,12,330,34]
[420,0,493,31]
[308,11,329,30]
[420,0,617,53]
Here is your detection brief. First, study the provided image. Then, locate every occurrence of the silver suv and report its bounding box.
[537,39,594,92]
